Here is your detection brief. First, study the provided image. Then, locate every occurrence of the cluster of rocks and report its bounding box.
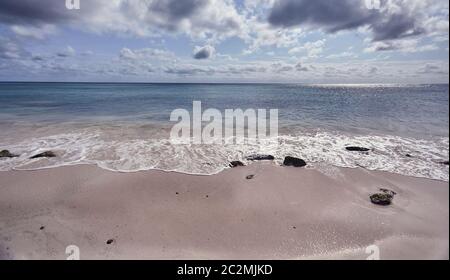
[2,145,447,209]
[229,155,308,169]
[229,152,406,207]
[229,154,307,181]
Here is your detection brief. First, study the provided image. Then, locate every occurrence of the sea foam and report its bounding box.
[1,130,448,181]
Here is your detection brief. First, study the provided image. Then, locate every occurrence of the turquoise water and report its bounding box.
[0,82,448,180]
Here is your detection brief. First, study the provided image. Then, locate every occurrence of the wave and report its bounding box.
[0,130,448,181]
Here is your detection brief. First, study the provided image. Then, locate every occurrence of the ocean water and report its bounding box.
[0,82,448,180]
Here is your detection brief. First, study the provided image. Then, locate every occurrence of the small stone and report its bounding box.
[30,151,56,159]
[106,239,115,245]
[405,154,413,158]
[346,146,371,152]
[439,161,449,166]
[246,175,255,180]
[39,226,45,230]
[283,156,307,167]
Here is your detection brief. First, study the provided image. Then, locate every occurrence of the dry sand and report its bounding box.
[0,163,448,260]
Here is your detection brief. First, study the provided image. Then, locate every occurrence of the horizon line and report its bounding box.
[0,81,449,86]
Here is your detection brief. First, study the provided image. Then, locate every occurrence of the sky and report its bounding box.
[0,0,448,83]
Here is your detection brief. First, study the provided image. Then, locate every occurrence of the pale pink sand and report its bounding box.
[0,163,448,260]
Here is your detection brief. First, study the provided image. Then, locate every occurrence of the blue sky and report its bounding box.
[0,0,448,83]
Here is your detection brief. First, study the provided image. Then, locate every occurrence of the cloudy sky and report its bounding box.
[0,0,448,83]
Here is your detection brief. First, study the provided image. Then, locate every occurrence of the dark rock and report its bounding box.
[405,154,413,158]
[346,146,371,152]
[246,154,275,161]
[40,226,45,230]
[370,193,393,206]
[0,150,18,158]
[370,188,396,206]
[30,151,56,159]
[439,161,449,166]
[283,156,307,167]
[106,239,115,245]
[229,161,245,168]
[246,175,255,180]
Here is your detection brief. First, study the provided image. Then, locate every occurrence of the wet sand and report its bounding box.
[0,163,448,260]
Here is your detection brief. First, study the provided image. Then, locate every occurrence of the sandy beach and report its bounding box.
[0,162,448,260]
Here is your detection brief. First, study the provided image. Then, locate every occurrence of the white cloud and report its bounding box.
[364,38,439,53]
[326,52,358,59]
[10,24,57,40]
[288,39,326,58]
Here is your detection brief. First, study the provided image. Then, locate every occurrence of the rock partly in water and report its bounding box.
[229,161,245,168]
[283,156,307,168]
[346,146,371,152]
[0,150,18,158]
[30,151,56,159]
[370,188,397,206]
[246,154,275,161]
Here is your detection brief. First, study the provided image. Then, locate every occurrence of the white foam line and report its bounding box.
[1,131,448,181]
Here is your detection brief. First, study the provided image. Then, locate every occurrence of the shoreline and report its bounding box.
[0,163,448,260]
[2,161,449,183]
[1,128,448,181]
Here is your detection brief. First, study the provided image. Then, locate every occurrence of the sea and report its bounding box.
[0,82,448,180]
